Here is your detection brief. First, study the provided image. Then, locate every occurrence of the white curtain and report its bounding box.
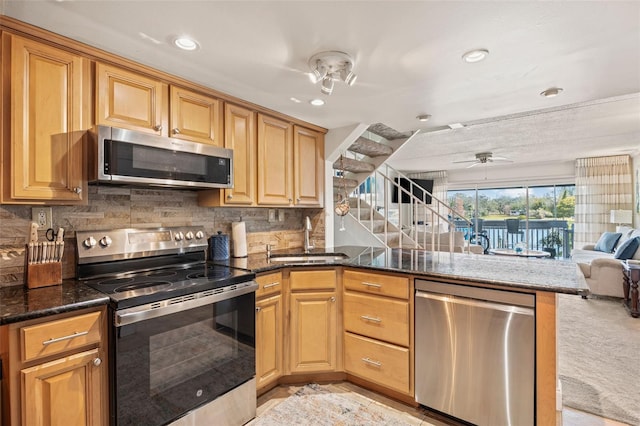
[574,155,633,248]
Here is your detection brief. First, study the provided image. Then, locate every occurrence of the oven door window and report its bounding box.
[114,293,255,426]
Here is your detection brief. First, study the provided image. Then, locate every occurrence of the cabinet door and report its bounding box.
[96,63,168,135]
[293,126,324,206]
[22,348,106,426]
[257,114,293,205]
[3,34,87,203]
[289,292,337,373]
[223,103,256,204]
[256,294,283,390]
[169,86,221,145]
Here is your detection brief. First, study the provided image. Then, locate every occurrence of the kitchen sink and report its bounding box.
[268,253,349,263]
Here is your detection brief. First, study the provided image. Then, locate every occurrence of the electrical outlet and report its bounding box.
[32,207,52,229]
[268,209,276,222]
[278,209,285,222]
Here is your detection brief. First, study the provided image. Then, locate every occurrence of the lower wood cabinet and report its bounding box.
[22,348,104,426]
[1,306,108,426]
[344,332,410,394]
[289,291,337,373]
[255,294,283,390]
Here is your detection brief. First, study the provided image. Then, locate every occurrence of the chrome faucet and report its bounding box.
[304,216,314,253]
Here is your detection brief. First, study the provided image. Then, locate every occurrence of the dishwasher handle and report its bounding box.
[416,290,534,316]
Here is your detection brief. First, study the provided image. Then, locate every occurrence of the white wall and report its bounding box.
[633,153,639,228]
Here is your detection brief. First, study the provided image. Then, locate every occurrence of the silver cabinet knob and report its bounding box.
[330,296,336,302]
[227,194,233,199]
[93,358,102,367]
[73,187,82,194]
[83,237,96,248]
[172,128,181,134]
[154,124,163,131]
[256,306,262,312]
[99,236,112,247]
[289,198,293,203]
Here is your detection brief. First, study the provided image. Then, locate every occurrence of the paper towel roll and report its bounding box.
[232,221,247,258]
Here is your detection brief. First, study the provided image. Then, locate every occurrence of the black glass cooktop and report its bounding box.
[82,262,255,309]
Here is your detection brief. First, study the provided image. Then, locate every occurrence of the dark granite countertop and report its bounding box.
[220,246,589,296]
[0,280,110,325]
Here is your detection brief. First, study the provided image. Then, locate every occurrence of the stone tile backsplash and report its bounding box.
[0,186,324,287]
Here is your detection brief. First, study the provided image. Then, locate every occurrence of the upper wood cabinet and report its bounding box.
[198,103,256,206]
[96,63,168,135]
[293,125,324,207]
[257,114,293,205]
[1,34,88,204]
[257,114,324,207]
[169,86,222,145]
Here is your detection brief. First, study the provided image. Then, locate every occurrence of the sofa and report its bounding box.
[421,231,484,254]
[571,228,640,297]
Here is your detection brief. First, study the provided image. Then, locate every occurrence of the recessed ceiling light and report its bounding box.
[540,87,563,98]
[310,99,325,106]
[416,114,431,122]
[290,97,302,103]
[462,49,489,63]
[174,37,199,51]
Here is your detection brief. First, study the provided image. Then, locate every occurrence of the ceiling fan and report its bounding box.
[452,152,513,168]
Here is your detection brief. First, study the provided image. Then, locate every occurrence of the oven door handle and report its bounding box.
[115,281,258,327]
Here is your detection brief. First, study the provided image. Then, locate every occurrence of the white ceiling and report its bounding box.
[2,0,639,172]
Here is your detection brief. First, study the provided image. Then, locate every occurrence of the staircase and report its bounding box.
[330,123,473,251]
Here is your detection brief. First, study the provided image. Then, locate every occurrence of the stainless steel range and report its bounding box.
[77,227,258,426]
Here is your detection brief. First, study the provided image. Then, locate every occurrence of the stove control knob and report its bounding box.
[195,231,205,240]
[174,232,184,241]
[185,231,194,240]
[83,237,97,248]
[99,236,112,247]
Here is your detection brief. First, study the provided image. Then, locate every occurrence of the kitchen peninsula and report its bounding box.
[228,246,588,426]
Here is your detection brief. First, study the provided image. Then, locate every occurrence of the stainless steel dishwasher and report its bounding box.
[415,280,535,426]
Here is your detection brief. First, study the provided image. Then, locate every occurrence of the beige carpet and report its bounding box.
[558,294,640,425]
[250,383,429,425]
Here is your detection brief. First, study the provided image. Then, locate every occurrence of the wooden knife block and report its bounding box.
[25,257,62,289]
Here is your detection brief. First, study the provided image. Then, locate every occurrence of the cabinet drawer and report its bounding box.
[344,292,409,346]
[290,270,336,291]
[344,332,409,394]
[343,270,408,299]
[21,311,102,362]
[256,271,283,298]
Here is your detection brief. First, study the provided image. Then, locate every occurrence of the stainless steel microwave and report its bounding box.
[88,126,233,189]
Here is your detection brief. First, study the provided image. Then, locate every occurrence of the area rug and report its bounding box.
[250,383,423,425]
[558,293,640,425]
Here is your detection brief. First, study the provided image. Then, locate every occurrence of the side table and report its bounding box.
[622,261,640,318]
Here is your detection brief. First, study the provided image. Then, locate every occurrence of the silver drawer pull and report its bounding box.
[42,331,89,346]
[362,281,382,288]
[360,315,382,323]
[263,282,280,289]
[361,357,382,367]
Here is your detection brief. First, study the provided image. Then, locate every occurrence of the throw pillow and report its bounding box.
[614,236,640,260]
[594,232,622,253]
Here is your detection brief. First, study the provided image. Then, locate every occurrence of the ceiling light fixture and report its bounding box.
[310,99,325,106]
[416,114,431,122]
[174,36,199,51]
[462,48,489,63]
[308,51,357,95]
[540,87,563,98]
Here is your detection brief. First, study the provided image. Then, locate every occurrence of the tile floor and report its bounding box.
[253,381,630,426]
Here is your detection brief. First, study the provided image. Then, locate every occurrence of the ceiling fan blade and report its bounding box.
[466,162,480,168]
[452,159,480,164]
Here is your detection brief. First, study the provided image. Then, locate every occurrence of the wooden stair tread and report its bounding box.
[332,176,358,188]
[348,137,394,157]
